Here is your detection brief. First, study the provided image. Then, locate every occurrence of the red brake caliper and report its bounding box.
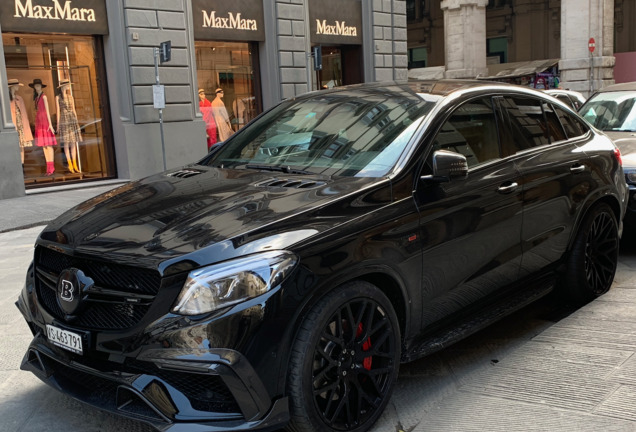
[356,323,372,370]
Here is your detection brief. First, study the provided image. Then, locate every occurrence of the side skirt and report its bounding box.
[401,280,555,363]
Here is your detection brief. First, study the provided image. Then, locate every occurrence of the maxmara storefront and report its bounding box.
[0,0,407,199]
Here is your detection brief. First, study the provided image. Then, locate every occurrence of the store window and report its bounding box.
[195,41,260,147]
[3,33,113,187]
[317,45,363,90]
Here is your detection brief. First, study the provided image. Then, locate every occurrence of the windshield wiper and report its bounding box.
[245,164,312,175]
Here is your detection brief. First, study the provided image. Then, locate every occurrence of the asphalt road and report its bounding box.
[3,227,636,431]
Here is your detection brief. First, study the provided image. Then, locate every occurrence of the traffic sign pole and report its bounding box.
[588,37,596,95]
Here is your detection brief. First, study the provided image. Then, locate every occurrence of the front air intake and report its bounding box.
[167,168,205,178]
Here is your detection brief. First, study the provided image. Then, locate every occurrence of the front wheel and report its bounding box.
[286,281,401,432]
[564,203,619,304]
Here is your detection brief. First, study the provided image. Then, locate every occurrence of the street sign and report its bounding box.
[153,84,165,109]
[588,37,596,53]
[160,40,171,63]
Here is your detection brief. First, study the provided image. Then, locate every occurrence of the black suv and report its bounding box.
[17,81,627,432]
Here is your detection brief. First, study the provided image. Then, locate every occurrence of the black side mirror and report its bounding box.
[421,150,468,183]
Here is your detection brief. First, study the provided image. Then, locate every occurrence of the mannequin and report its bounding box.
[198,88,217,150]
[8,79,33,165]
[56,80,82,173]
[29,78,57,176]
[211,88,233,142]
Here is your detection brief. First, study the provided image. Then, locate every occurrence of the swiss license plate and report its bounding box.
[46,324,83,355]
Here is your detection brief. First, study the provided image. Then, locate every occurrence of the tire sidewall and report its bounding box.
[566,203,618,303]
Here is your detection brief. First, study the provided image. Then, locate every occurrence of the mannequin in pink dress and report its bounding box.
[29,78,57,176]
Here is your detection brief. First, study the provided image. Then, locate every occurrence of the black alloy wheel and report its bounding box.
[287,281,400,432]
[564,203,619,304]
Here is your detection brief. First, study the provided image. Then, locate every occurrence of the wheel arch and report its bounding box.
[568,193,622,253]
[276,267,412,397]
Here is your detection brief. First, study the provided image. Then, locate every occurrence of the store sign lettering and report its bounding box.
[201,11,257,31]
[316,19,357,37]
[14,0,96,22]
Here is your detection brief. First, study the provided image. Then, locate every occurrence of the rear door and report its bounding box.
[415,96,524,329]
[497,96,595,277]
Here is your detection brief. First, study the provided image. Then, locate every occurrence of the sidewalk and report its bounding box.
[0,180,125,233]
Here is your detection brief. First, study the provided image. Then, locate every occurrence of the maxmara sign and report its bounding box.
[316,20,358,37]
[193,0,264,41]
[0,0,108,34]
[14,0,96,22]
[309,0,362,45]
[202,11,258,31]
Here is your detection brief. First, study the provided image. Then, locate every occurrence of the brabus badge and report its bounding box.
[56,268,92,317]
[59,279,74,302]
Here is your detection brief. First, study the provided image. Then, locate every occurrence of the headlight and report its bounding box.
[627,172,636,184]
[171,251,297,315]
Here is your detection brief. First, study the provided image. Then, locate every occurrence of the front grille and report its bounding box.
[38,285,151,329]
[35,246,159,330]
[37,247,160,295]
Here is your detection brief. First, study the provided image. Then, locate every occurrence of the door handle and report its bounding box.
[570,164,586,173]
[497,182,518,194]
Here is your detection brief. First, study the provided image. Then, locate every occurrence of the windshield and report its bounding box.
[204,85,438,177]
[580,91,636,132]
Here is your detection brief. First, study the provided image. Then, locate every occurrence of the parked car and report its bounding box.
[17,80,627,432]
[579,82,636,229]
[544,88,587,110]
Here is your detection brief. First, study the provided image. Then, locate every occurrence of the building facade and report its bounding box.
[407,0,636,94]
[0,0,408,200]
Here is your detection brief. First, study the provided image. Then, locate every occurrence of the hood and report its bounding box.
[605,131,636,168]
[38,166,389,272]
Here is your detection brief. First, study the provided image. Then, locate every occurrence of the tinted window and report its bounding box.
[555,94,574,109]
[542,102,567,143]
[555,106,588,138]
[499,97,549,154]
[432,97,500,167]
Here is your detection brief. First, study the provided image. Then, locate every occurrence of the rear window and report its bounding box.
[554,106,588,139]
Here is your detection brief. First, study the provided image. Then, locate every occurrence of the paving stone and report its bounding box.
[606,355,636,385]
[595,384,636,423]
[460,366,619,411]
[415,393,635,432]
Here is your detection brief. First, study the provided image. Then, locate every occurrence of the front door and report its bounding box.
[414,96,524,330]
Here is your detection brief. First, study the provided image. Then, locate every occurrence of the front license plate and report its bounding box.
[46,324,83,354]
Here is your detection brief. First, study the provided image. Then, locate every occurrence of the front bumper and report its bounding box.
[15,267,290,432]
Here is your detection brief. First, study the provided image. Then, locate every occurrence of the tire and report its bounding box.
[286,281,401,432]
[564,203,619,305]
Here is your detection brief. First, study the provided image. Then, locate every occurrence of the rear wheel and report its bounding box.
[286,281,400,432]
[564,203,619,304]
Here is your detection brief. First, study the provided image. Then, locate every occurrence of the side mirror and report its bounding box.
[421,150,468,183]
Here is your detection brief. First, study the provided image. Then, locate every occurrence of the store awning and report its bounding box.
[477,59,560,80]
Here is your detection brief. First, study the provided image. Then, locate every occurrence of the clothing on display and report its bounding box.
[33,93,57,148]
[12,98,33,148]
[211,89,233,142]
[199,90,217,150]
[58,94,82,144]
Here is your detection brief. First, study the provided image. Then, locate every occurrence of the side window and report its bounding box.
[499,96,549,155]
[542,102,567,143]
[432,97,500,168]
[555,94,574,109]
[554,106,589,139]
